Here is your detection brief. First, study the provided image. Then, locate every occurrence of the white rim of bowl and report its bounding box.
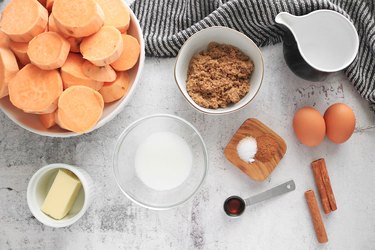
[0,4,146,138]
[174,26,264,115]
[112,114,209,210]
[27,163,90,228]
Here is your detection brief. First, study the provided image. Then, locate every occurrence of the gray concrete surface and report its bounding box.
[1,1,375,249]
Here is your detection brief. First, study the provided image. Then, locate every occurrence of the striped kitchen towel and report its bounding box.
[131,0,375,110]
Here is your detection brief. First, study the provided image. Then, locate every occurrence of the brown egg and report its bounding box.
[324,103,356,144]
[293,107,326,147]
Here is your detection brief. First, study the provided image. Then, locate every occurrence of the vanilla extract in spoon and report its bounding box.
[224,180,296,217]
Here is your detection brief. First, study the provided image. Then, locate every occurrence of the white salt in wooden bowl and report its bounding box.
[0,3,145,137]
[174,26,264,115]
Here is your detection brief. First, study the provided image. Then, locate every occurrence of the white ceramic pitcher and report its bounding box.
[275,10,359,81]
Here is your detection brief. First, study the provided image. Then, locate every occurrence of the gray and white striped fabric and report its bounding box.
[131,0,375,110]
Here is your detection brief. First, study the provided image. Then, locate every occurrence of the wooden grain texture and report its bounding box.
[224,118,287,181]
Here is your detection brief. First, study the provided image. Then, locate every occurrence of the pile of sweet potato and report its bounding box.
[0,0,140,133]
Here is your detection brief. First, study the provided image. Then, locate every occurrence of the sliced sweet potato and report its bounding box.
[99,71,130,103]
[0,31,10,48]
[52,0,104,38]
[39,112,56,128]
[8,64,62,113]
[27,31,70,70]
[82,61,116,82]
[48,15,82,53]
[66,37,82,53]
[0,0,48,42]
[47,14,60,34]
[95,0,130,33]
[111,34,140,71]
[56,86,104,133]
[80,26,123,66]
[0,48,19,98]
[9,41,30,66]
[61,53,103,90]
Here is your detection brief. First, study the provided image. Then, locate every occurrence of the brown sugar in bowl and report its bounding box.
[174,26,264,115]
[186,42,255,109]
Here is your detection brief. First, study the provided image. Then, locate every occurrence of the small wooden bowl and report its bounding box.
[224,118,287,181]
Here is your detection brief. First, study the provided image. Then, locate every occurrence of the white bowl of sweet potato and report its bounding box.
[0,0,145,137]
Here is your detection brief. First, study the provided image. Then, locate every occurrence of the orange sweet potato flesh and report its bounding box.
[48,15,82,53]
[111,35,140,71]
[99,71,130,103]
[0,48,19,98]
[0,0,48,42]
[80,26,123,66]
[0,31,10,48]
[52,0,104,38]
[56,86,104,133]
[95,0,130,33]
[9,41,30,66]
[61,53,103,90]
[27,31,70,70]
[82,61,116,82]
[47,14,60,34]
[8,64,62,113]
[66,37,82,53]
[39,112,56,128]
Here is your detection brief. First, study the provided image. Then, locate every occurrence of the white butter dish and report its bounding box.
[27,163,94,228]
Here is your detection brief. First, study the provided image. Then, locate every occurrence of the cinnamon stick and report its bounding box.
[311,159,331,214]
[319,159,337,211]
[312,158,337,211]
[305,190,328,243]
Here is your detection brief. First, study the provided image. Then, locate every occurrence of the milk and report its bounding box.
[135,132,193,191]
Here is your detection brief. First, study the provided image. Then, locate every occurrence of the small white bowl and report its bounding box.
[0,2,145,137]
[27,163,94,228]
[174,26,264,115]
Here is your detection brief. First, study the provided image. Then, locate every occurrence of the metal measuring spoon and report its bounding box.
[223,180,296,217]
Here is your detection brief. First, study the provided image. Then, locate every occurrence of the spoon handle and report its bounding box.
[244,180,296,206]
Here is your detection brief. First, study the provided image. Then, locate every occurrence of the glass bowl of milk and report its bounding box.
[113,114,208,209]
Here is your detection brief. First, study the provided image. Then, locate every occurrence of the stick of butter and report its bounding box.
[41,169,82,220]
